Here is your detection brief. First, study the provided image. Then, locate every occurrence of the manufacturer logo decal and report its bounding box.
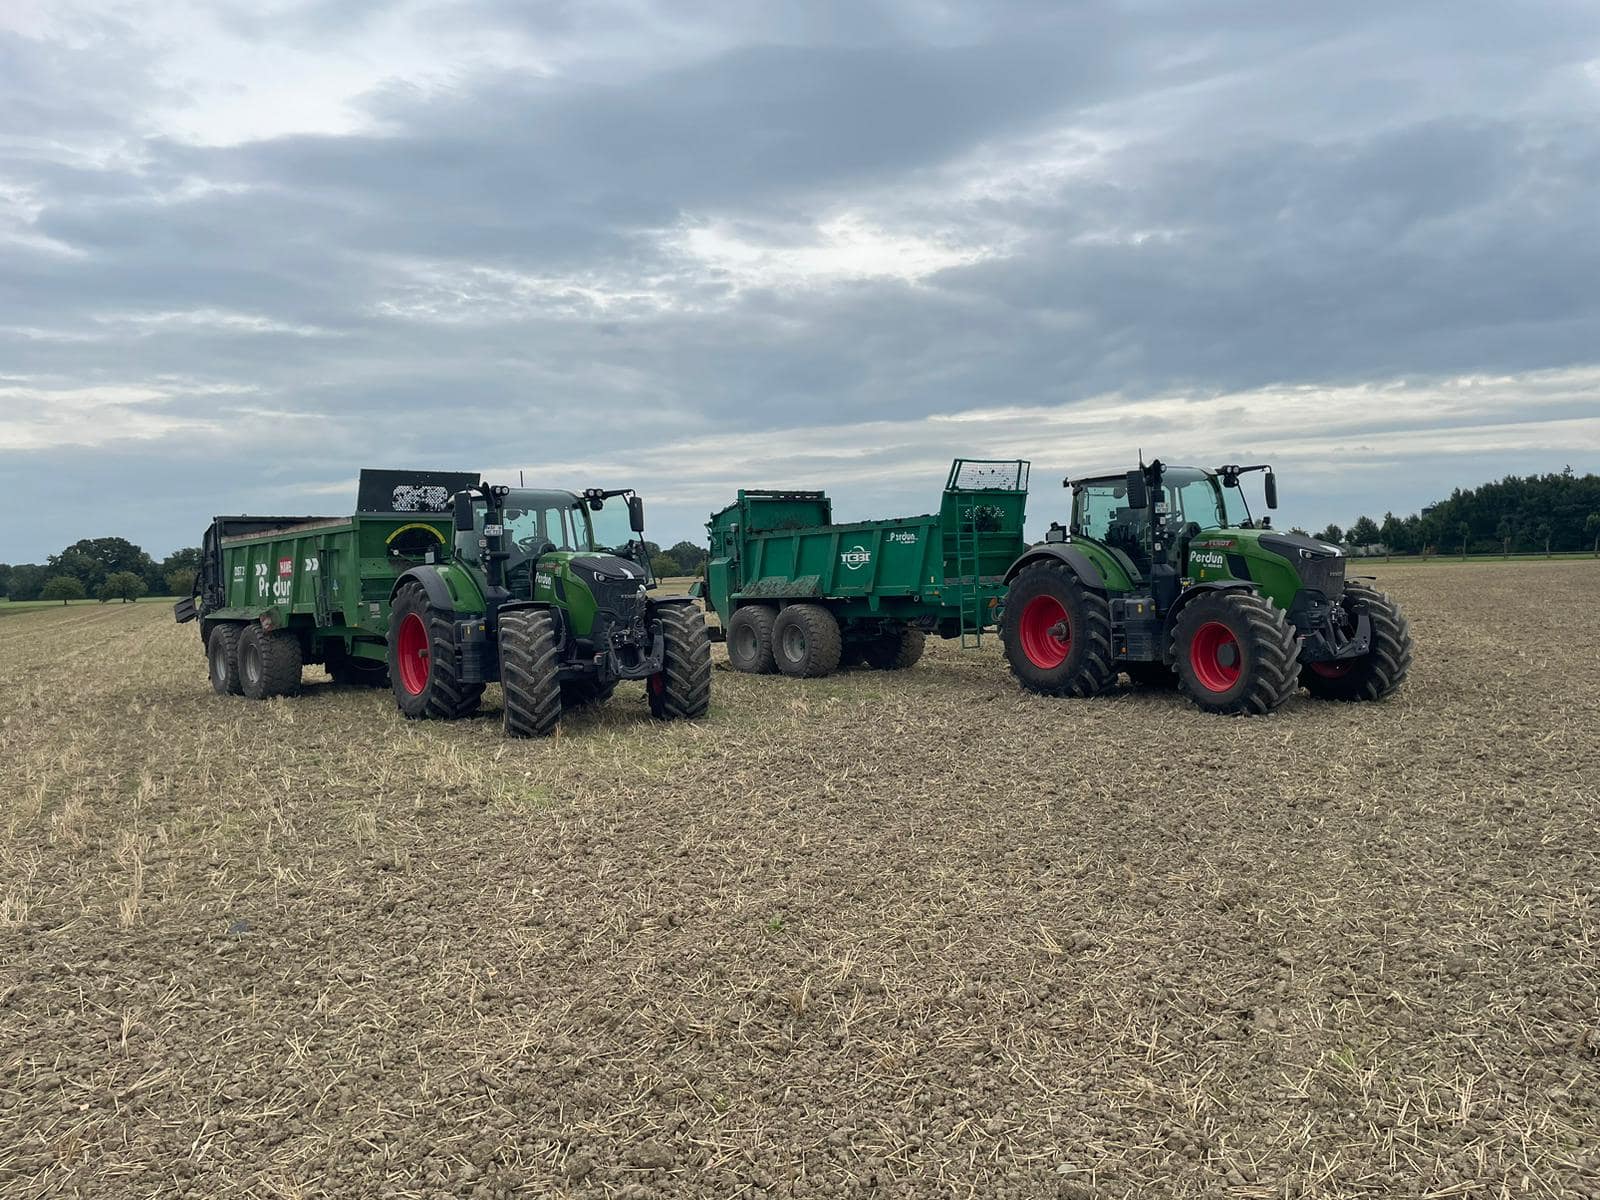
[887,531,918,545]
[277,558,294,577]
[1190,551,1227,570]
[840,545,872,570]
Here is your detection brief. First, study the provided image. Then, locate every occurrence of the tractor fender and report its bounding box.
[1162,580,1258,641]
[391,565,456,613]
[1003,544,1106,591]
[649,594,699,608]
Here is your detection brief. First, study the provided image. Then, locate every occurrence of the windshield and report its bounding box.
[1160,468,1244,531]
[499,492,593,556]
[587,495,638,555]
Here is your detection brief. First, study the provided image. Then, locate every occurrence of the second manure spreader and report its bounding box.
[698,459,1030,677]
[1000,459,1413,715]
[175,469,710,737]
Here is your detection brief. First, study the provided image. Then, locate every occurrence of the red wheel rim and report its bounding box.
[1309,660,1353,678]
[396,613,430,696]
[1019,595,1071,669]
[1189,621,1242,692]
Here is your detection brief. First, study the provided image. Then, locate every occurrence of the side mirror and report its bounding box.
[1125,469,1149,510]
[452,492,474,532]
[1264,472,1278,509]
[628,495,646,533]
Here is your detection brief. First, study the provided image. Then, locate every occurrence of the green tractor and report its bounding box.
[1000,460,1413,715]
[392,483,711,736]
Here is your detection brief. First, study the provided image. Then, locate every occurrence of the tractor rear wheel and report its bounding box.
[1172,591,1299,715]
[561,677,617,708]
[649,604,712,720]
[1000,561,1117,697]
[1124,661,1177,688]
[387,581,484,720]
[726,605,777,673]
[207,623,244,696]
[1301,583,1413,701]
[500,609,563,737]
[238,624,303,700]
[863,624,925,671]
[772,604,842,678]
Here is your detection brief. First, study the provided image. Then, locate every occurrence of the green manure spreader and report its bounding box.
[175,469,710,737]
[697,459,1030,677]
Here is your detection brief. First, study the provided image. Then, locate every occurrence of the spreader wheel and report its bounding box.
[387,581,484,720]
[863,624,925,671]
[237,624,303,700]
[726,605,778,674]
[1171,590,1299,716]
[207,623,244,696]
[1000,561,1116,697]
[1300,583,1413,701]
[772,604,842,678]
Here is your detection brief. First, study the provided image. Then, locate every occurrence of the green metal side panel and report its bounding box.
[209,515,453,638]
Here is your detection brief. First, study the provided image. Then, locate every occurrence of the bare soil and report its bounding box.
[2,561,1598,1199]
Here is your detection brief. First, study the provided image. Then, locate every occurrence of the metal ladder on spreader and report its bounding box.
[956,510,985,648]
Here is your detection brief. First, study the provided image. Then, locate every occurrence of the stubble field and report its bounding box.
[2,560,1598,1199]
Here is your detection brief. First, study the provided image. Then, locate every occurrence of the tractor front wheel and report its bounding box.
[772,604,842,678]
[387,581,484,720]
[1000,561,1116,697]
[726,605,778,673]
[207,623,244,696]
[500,609,563,737]
[238,624,303,700]
[649,604,712,719]
[1171,591,1299,716]
[1301,583,1413,701]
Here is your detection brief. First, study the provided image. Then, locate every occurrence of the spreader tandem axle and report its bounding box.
[174,469,710,737]
[1000,460,1413,715]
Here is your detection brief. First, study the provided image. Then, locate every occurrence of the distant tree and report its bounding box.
[0,563,10,598]
[1348,516,1381,547]
[155,547,201,594]
[650,553,682,579]
[41,575,86,605]
[100,571,148,603]
[47,537,153,595]
[1288,526,1309,537]
[1314,524,1343,545]
[1379,512,1405,558]
[166,567,198,596]
[1457,522,1470,559]
[6,564,48,601]
[1536,521,1553,557]
[666,541,708,573]
[1588,513,1600,557]
[1496,518,1513,558]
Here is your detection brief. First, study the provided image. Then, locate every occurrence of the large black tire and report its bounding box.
[237,625,303,700]
[1124,661,1178,688]
[1000,561,1117,697]
[772,604,842,678]
[1171,591,1299,716]
[649,604,713,719]
[500,609,563,738]
[1300,583,1413,701]
[207,623,244,696]
[387,581,484,720]
[862,625,925,671]
[726,605,777,674]
[561,677,617,708]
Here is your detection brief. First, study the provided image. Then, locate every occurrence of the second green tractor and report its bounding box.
[1000,460,1413,715]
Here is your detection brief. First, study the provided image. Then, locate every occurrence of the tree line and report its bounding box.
[0,538,200,604]
[1293,468,1600,557]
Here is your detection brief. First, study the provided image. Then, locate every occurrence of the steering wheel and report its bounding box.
[516,537,557,558]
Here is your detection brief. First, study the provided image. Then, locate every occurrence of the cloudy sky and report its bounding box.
[3,0,1599,561]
